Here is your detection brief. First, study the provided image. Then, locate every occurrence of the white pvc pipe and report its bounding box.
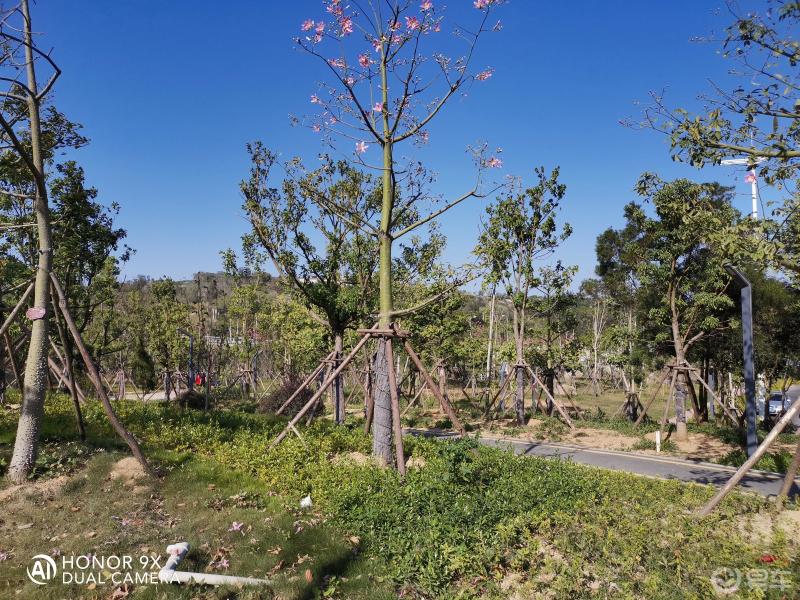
[159,542,270,587]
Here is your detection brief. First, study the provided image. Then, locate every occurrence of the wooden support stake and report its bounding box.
[684,363,739,426]
[484,368,514,417]
[271,327,376,448]
[699,397,800,516]
[401,382,427,417]
[634,368,669,426]
[524,364,576,431]
[275,351,333,415]
[0,281,34,338]
[50,273,155,477]
[777,438,800,507]
[403,340,465,435]
[4,331,22,392]
[386,339,406,475]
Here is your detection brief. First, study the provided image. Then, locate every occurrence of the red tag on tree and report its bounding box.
[25,307,46,320]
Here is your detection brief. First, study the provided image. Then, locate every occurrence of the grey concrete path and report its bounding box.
[407,429,799,498]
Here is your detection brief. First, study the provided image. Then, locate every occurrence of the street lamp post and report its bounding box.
[724,264,758,457]
[720,157,764,219]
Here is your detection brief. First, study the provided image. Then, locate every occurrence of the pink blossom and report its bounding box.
[344,76,355,86]
[312,124,321,132]
[310,94,321,104]
[358,53,371,68]
[340,17,353,35]
[228,521,244,532]
[372,37,383,52]
[405,16,420,30]
[215,558,230,570]
[474,0,497,8]
[486,156,502,168]
[328,57,346,69]
[372,102,384,113]
[475,68,494,81]
[315,21,326,34]
[313,33,323,43]
[355,141,369,154]
[745,171,757,183]
[301,19,315,31]
[420,1,433,10]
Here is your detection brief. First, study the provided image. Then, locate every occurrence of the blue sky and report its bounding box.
[36,1,771,285]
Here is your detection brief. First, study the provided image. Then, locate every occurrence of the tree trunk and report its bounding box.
[545,368,555,416]
[332,332,345,425]
[372,337,393,464]
[515,365,525,424]
[674,368,689,441]
[7,0,54,482]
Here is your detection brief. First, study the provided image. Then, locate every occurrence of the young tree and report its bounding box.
[294,0,504,463]
[630,176,740,438]
[527,263,578,407]
[234,147,381,423]
[2,0,70,481]
[577,278,610,395]
[476,169,570,424]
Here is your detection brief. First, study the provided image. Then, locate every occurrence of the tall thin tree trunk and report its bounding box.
[485,288,496,380]
[7,0,55,482]
[332,332,344,425]
[513,308,525,425]
[371,55,395,465]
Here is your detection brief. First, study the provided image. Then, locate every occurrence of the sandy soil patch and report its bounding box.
[0,474,69,503]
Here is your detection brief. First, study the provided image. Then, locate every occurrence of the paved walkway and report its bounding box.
[408,429,799,498]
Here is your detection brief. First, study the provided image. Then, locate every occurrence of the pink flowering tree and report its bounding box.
[295,0,504,464]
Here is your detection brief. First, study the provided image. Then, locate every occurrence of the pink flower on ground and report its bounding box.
[486,156,502,168]
[310,94,321,104]
[372,102,384,113]
[340,17,353,35]
[405,16,420,30]
[420,1,433,10]
[0,552,8,562]
[301,19,315,31]
[358,53,371,68]
[355,141,369,154]
[475,68,494,81]
[228,521,244,532]
[216,558,230,570]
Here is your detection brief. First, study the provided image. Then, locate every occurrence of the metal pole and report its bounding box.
[725,264,757,457]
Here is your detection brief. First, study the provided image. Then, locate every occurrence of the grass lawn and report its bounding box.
[1,394,799,599]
